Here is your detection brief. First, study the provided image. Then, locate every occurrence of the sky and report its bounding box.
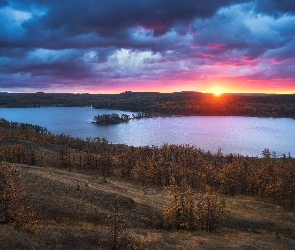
[1,0,295,94]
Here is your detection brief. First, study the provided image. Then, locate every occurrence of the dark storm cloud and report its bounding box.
[0,0,7,7]
[21,0,247,36]
[255,0,295,16]
[1,0,295,92]
[0,0,250,51]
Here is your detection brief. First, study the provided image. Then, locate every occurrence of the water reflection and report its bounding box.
[0,107,294,156]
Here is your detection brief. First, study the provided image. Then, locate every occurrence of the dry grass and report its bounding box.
[0,163,295,249]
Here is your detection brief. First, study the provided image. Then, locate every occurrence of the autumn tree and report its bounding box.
[164,178,227,232]
[0,162,37,231]
[0,162,21,224]
[196,185,227,232]
[163,178,199,230]
[105,200,135,250]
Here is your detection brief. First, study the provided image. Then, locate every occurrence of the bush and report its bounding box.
[155,218,165,230]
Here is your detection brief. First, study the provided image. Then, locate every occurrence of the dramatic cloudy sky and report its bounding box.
[1,0,295,93]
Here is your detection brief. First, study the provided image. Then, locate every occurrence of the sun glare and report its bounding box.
[214,89,222,96]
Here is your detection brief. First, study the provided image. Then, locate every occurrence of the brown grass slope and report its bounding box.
[0,163,295,249]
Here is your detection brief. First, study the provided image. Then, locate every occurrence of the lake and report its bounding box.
[1,107,295,157]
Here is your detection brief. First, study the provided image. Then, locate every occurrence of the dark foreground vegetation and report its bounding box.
[1,91,295,118]
[0,118,295,249]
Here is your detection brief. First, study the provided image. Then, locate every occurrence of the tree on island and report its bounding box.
[93,113,149,125]
[94,113,131,125]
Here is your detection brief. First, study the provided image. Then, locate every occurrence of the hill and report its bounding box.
[1,163,295,249]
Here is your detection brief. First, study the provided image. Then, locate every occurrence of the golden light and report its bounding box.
[214,89,222,96]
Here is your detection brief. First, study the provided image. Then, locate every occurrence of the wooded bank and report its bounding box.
[1,92,295,118]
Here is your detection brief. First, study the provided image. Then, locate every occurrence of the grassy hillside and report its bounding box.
[0,162,295,250]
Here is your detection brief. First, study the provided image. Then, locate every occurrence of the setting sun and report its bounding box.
[214,89,222,96]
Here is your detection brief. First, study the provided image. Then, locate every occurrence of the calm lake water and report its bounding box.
[1,107,295,157]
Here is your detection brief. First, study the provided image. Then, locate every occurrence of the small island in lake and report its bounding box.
[93,112,148,125]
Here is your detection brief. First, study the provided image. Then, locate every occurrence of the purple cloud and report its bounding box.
[0,0,295,93]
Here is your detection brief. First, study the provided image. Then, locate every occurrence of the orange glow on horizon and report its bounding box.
[199,78,295,95]
[214,89,222,96]
[35,78,295,95]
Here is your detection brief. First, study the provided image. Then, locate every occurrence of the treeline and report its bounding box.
[1,118,295,213]
[1,92,295,118]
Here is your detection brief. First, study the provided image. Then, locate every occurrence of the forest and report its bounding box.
[1,118,294,212]
[0,92,295,118]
